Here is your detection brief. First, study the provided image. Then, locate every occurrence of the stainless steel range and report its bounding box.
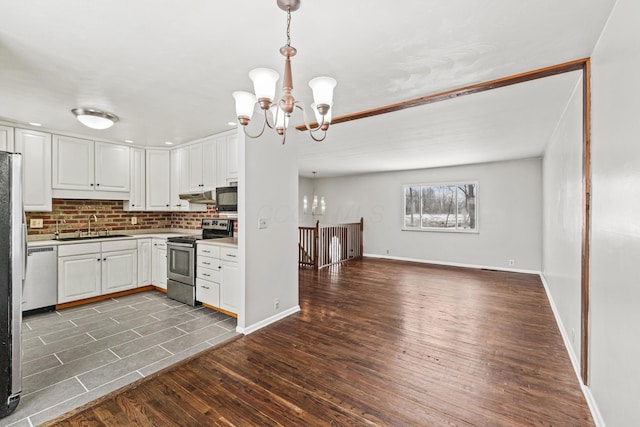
[166,219,233,306]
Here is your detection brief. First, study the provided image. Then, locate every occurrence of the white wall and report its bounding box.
[304,158,542,271]
[542,78,583,362]
[238,129,299,332]
[589,0,640,424]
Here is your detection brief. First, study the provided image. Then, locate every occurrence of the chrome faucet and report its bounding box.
[88,214,97,236]
[54,218,66,240]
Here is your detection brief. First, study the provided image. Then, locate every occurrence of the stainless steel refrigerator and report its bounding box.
[0,151,24,418]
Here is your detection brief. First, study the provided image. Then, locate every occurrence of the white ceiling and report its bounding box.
[0,0,615,176]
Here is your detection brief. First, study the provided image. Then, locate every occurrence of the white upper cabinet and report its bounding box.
[226,132,238,182]
[188,137,217,192]
[53,135,94,190]
[146,149,171,210]
[14,128,52,211]
[0,125,14,152]
[124,147,145,211]
[170,149,186,210]
[95,142,130,192]
[53,135,130,197]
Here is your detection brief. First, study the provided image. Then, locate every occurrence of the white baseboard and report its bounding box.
[538,274,605,427]
[236,305,301,335]
[363,253,540,275]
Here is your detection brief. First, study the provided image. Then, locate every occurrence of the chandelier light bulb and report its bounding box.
[249,68,280,108]
[232,91,257,125]
[309,76,337,107]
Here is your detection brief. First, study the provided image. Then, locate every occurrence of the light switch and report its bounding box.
[258,218,268,229]
[30,219,43,228]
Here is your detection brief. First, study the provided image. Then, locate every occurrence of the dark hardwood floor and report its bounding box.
[44,258,594,426]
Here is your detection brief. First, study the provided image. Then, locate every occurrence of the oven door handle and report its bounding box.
[167,242,194,248]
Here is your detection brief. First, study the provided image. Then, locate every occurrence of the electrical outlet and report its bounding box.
[508,259,515,266]
[258,218,268,229]
[131,217,138,225]
[274,298,280,310]
[30,219,43,228]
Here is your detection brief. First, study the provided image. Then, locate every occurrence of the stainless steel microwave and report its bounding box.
[215,186,237,212]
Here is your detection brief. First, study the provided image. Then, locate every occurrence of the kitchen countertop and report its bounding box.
[27,229,200,247]
[197,237,238,248]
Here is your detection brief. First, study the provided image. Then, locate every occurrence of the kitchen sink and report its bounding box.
[57,234,132,242]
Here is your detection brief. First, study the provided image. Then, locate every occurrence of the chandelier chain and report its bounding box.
[286,7,291,47]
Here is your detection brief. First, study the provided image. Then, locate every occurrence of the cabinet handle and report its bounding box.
[90,183,94,186]
[97,258,100,261]
[200,285,209,290]
[203,273,210,277]
[202,250,211,253]
[226,254,237,258]
[166,204,170,207]
[103,258,106,261]
[96,183,100,186]
[218,266,222,269]
[203,261,211,265]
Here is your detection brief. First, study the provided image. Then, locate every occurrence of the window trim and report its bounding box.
[401,181,479,233]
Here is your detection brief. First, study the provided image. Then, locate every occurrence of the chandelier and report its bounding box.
[232,0,336,144]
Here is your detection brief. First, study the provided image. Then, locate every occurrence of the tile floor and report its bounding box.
[3,291,238,427]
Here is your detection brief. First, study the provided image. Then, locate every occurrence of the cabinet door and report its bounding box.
[202,137,217,190]
[146,150,171,210]
[151,240,167,289]
[178,147,191,194]
[188,143,204,191]
[14,128,52,211]
[102,249,138,293]
[125,148,145,211]
[95,142,130,192]
[58,254,102,303]
[226,133,239,182]
[0,125,14,152]
[170,149,186,210]
[220,260,240,314]
[137,239,152,286]
[53,135,94,190]
[196,278,219,307]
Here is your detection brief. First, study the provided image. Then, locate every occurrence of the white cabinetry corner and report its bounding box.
[52,135,130,200]
[14,128,52,211]
[145,150,171,211]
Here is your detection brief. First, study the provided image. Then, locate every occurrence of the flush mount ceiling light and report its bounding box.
[232,0,336,144]
[71,108,119,130]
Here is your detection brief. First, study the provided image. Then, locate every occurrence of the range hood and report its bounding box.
[179,191,216,204]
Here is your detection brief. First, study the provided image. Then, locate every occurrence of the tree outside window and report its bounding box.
[403,183,477,231]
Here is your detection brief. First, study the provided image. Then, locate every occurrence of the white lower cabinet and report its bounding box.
[58,240,138,304]
[196,244,221,308]
[102,249,137,294]
[196,243,238,314]
[137,238,152,286]
[220,248,240,313]
[151,238,167,289]
[58,251,102,303]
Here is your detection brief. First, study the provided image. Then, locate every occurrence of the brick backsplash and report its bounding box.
[26,199,237,236]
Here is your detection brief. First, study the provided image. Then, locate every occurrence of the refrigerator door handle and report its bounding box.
[22,212,27,281]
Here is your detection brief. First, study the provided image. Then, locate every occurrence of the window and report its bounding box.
[403,183,477,231]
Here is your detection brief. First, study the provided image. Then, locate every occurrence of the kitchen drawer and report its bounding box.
[102,239,137,252]
[220,247,238,262]
[58,242,101,257]
[197,256,218,269]
[196,278,219,307]
[197,244,220,258]
[197,265,220,283]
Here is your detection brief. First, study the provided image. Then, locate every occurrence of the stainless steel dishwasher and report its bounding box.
[23,246,58,312]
